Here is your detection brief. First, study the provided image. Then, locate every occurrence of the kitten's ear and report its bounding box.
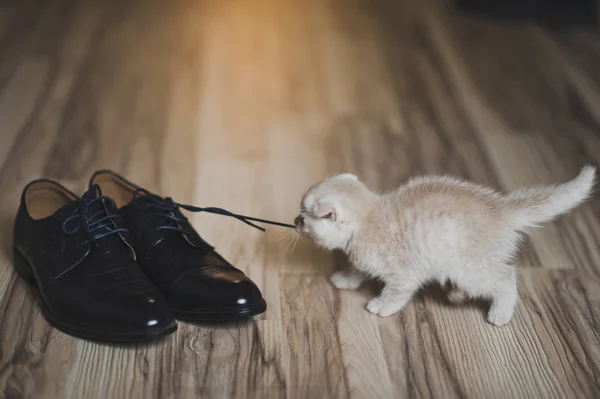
[335,173,358,181]
[314,197,337,221]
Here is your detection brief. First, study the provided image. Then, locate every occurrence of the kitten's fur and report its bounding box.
[295,167,596,326]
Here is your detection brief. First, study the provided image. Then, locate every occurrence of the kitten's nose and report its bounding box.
[294,215,303,227]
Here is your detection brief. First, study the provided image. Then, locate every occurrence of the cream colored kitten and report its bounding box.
[294,167,596,326]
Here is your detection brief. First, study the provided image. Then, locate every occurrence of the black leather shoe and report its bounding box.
[89,170,277,321]
[12,179,177,342]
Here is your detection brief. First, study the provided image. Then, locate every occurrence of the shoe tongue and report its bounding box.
[131,187,151,203]
[81,185,128,252]
[81,184,113,216]
[82,184,102,202]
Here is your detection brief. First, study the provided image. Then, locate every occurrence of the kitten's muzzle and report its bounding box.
[294,215,304,232]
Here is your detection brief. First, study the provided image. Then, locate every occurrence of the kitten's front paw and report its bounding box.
[366,298,401,317]
[330,271,362,290]
[487,308,513,327]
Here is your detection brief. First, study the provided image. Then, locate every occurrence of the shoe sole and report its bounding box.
[172,299,267,322]
[12,247,177,344]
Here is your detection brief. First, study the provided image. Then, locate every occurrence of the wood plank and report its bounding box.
[0,0,107,311]
[337,287,395,398]
[0,3,199,399]
[0,7,13,39]
[0,0,74,97]
[0,0,600,397]
[379,270,600,398]
[0,59,50,169]
[280,273,350,398]
[423,0,600,271]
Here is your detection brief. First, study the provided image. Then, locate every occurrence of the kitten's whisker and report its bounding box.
[274,230,292,244]
[291,234,300,254]
[284,231,296,253]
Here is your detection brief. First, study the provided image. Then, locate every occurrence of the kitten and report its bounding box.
[294,167,596,326]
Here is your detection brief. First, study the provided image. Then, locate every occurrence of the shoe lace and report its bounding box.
[131,188,294,233]
[62,185,129,246]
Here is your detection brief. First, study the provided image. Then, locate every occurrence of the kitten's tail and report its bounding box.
[504,165,596,232]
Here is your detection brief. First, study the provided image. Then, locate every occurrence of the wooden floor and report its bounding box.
[1,0,600,398]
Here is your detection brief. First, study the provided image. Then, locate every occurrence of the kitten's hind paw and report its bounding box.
[447,288,468,305]
[330,270,363,290]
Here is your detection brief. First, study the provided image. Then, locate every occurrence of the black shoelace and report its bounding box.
[62,185,128,246]
[132,188,295,233]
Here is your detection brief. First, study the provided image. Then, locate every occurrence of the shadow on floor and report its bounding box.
[456,0,598,28]
[333,250,490,316]
[1,215,14,260]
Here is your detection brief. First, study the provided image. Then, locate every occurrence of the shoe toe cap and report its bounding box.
[52,286,176,337]
[121,289,176,330]
[170,268,266,315]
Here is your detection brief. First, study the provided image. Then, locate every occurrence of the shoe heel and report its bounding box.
[12,247,36,286]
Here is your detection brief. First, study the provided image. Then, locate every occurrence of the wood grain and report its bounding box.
[0,0,599,398]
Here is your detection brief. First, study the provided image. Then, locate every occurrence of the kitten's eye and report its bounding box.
[323,212,334,219]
